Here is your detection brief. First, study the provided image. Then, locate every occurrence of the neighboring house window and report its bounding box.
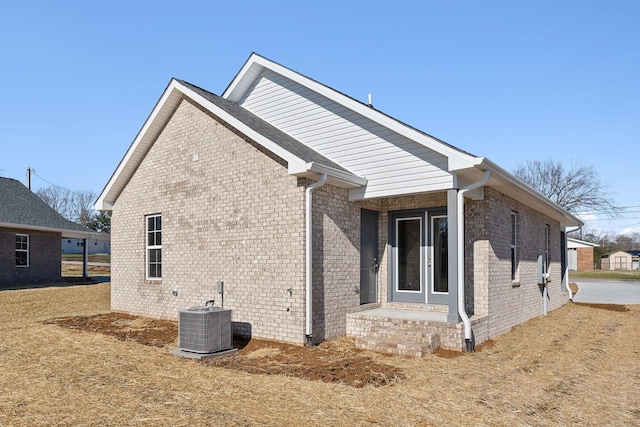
[146,214,162,279]
[16,234,29,267]
[511,212,518,281]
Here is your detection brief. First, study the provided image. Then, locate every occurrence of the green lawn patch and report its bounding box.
[570,270,640,280]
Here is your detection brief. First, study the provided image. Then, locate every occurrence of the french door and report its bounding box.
[390,210,448,304]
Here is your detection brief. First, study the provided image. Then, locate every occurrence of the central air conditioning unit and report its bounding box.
[178,306,232,354]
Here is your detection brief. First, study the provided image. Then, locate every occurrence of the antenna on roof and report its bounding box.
[367,93,373,108]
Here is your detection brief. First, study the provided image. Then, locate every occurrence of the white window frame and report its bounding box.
[511,211,518,281]
[16,234,29,267]
[146,214,162,280]
[544,224,550,273]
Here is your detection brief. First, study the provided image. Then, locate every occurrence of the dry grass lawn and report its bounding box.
[0,282,639,426]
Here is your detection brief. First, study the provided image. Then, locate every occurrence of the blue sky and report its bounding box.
[1,1,638,234]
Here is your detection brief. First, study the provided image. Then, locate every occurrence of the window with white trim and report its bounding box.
[16,234,29,267]
[544,224,550,274]
[510,212,518,281]
[146,214,162,279]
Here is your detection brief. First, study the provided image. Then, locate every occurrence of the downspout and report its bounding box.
[305,173,327,346]
[457,170,491,352]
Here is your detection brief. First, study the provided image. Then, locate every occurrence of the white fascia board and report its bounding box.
[222,54,478,167]
[567,237,600,248]
[478,158,583,228]
[304,162,367,188]
[223,56,265,102]
[0,222,101,239]
[95,79,184,211]
[93,200,113,211]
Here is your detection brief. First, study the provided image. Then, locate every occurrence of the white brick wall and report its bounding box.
[112,98,308,344]
[110,96,569,349]
[466,187,568,343]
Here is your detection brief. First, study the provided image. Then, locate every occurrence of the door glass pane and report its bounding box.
[432,217,448,293]
[397,218,421,291]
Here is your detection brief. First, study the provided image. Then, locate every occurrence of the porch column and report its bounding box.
[447,189,460,323]
[82,238,89,279]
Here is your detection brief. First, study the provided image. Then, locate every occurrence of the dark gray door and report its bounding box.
[360,209,379,304]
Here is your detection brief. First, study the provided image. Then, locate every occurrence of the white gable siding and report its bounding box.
[239,70,453,199]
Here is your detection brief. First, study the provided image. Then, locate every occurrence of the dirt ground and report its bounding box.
[46,312,405,388]
[1,282,639,426]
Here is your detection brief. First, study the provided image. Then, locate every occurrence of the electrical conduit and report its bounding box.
[305,173,327,346]
[457,170,491,352]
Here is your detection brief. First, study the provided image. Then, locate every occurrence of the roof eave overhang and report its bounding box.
[289,162,367,189]
[567,237,601,248]
[96,78,368,210]
[95,79,186,212]
[454,158,583,229]
[0,222,101,239]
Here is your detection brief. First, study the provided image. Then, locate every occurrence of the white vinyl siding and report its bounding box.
[240,70,453,199]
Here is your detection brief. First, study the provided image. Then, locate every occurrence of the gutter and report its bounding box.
[0,222,101,239]
[457,170,491,352]
[305,173,327,346]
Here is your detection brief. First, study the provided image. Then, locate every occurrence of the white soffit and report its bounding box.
[95,80,183,211]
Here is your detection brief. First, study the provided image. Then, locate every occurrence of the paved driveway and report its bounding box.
[572,278,640,304]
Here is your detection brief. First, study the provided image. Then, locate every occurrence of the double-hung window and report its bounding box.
[16,234,29,267]
[544,224,550,274]
[146,215,162,279]
[510,212,518,281]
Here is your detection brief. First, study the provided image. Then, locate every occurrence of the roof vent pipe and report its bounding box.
[457,170,491,352]
[305,173,327,346]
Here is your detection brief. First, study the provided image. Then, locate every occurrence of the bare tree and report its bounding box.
[35,186,97,228]
[35,186,72,219]
[70,190,98,228]
[513,159,618,214]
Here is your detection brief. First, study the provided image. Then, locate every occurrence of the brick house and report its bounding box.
[567,237,599,271]
[0,177,99,285]
[95,53,581,353]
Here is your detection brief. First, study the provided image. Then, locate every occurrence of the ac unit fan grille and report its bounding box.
[178,307,232,353]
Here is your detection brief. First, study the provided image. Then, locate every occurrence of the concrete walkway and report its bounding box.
[61,261,111,267]
[572,278,640,304]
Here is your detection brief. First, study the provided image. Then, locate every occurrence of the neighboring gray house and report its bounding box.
[95,53,582,354]
[62,236,111,255]
[0,177,99,285]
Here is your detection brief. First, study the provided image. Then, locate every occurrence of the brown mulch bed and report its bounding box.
[45,313,179,348]
[45,312,404,388]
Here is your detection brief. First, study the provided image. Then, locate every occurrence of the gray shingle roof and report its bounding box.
[177,79,350,173]
[0,177,93,235]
